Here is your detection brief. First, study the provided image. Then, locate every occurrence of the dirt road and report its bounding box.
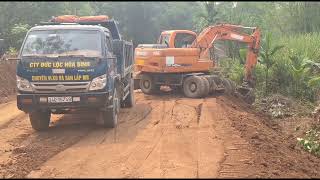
[1,91,320,178]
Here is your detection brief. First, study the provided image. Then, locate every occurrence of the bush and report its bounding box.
[297,126,320,157]
[264,33,320,102]
[218,57,244,84]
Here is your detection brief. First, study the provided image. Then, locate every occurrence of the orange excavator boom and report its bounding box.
[191,23,261,86]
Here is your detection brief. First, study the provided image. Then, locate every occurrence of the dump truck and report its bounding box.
[16,15,134,131]
[134,23,261,104]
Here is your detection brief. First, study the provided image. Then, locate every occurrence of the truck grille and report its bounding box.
[31,82,91,93]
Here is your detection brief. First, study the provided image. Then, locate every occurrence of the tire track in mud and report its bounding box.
[0,114,97,178]
[0,100,154,178]
[23,98,154,178]
[26,94,221,178]
[3,92,245,178]
[0,93,154,178]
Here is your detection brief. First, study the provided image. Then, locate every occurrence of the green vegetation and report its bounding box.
[297,126,320,157]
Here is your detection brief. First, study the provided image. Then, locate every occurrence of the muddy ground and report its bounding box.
[0,90,320,178]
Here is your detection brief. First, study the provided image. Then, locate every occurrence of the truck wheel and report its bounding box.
[200,77,210,97]
[222,78,232,96]
[183,76,206,98]
[101,90,120,128]
[140,74,159,94]
[121,78,134,108]
[29,110,51,131]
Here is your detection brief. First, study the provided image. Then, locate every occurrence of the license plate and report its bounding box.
[48,96,72,103]
[52,69,65,74]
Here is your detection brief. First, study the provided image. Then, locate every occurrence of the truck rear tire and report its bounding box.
[200,76,210,97]
[140,74,159,94]
[29,110,51,131]
[121,78,134,108]
[183,76,206,98]
[101,90,119,128]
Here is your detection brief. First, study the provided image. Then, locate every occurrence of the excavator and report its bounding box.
[134,23,261,104]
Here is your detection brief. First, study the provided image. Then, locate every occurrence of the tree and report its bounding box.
[259,32,284,95]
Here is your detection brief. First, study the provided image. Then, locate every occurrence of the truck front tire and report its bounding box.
[101,90,120,128]
[121,78,134,108]
[29,110,51,131]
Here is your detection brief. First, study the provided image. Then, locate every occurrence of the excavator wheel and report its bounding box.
[183,76,206,98]
[200,76,210,97]
[139,74,160,94]
[203,75,217,94]
[227,79,237,95]
[222,78,232,96]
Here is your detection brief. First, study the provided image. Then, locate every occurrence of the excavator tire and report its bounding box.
[140,74,160,94]
[183,76,206,98]
[203,75,216,94]
[200,76,210,97]
[222,78,232,96]
[227,79,237,95]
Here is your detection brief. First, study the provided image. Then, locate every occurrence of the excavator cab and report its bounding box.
[157,30,196,48]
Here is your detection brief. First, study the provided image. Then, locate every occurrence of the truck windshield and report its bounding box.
[21,29,102,57]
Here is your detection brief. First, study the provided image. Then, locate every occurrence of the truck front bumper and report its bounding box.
[17,92,112,113]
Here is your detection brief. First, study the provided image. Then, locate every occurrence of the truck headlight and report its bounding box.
[89,74,107,91]
[17,75,33,92]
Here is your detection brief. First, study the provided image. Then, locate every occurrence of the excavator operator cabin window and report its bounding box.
[159,34,170,47]
[174,33,196,48]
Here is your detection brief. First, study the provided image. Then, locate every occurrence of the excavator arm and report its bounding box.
[192,23,261,87]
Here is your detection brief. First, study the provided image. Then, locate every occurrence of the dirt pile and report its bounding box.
[0,60,17,103]
[219,96,320,178]
[254,94,312,118]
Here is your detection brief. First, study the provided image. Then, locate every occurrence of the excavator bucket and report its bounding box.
[234,85,255,104]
